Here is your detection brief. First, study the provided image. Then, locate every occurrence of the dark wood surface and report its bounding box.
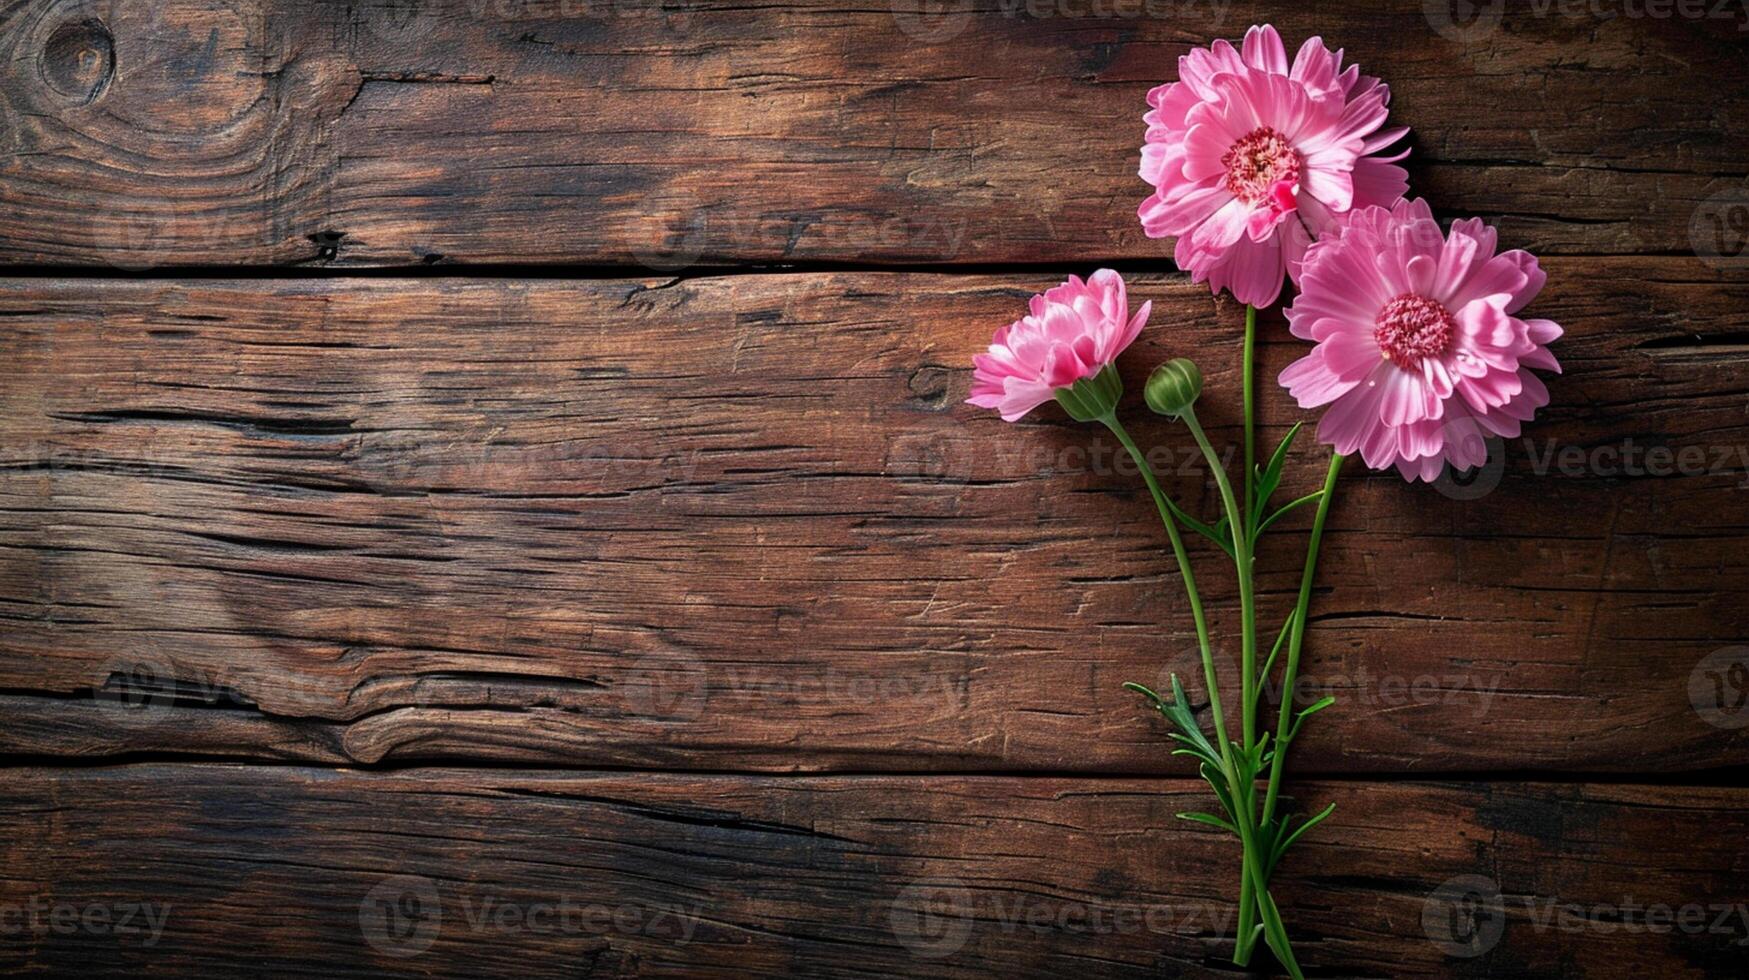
[4,766,1748,978]
[2,266,1748,776]
[2,0,1747,976]
[0,0,1744,268]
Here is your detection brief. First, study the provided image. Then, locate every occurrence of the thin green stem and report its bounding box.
[1181,404,1266,969]
[1261,452,1346,827]
[1242,304,1256,534]
[1179,409,1256,750]
[1102,415,1233,768]
[1236,303,1261,968]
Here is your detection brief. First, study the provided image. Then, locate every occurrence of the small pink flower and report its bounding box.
[967,269,1151,422]
[1138,24,1409,306]
[1279,198,1563,481]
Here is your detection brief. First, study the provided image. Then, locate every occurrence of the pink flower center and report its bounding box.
[1221,127,1301,205]
[1374,293,1456,368]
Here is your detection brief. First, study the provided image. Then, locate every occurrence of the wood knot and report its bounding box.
[40,17,113,105]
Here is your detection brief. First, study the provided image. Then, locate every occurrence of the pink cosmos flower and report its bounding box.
[1279,198,1563,481]
[967,269,1151,422]
[1138,24,1410,307]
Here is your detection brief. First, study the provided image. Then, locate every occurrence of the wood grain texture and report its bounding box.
[4,263,1746,772]
[1,765,1745,977]
[1,0,1745,267]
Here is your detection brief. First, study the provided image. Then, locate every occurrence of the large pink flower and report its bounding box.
[967,269,1151,421]
[1138,24,1409,307]
[1279,198,1563,481]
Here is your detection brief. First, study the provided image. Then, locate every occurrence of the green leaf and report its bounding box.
[1122,681,1165,706]
[1158,495,1234,558]
[1252,609,1298,712]
[1258,490,1325,537]
[1268,803,1338,874]
[1286,695,1336,744]
[1202,763,1240,824]
[1251,421,1304,528]
[1176,811,1238,834]
[1128,677,1222,769]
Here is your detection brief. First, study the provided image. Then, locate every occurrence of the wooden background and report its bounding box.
[2,0,1747,976]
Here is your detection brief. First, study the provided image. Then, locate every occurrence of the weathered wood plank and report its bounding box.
[1,766,1745,977]
[2,264,1746,772]
[0,0,1744,267]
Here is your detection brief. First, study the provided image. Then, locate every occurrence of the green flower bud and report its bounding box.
[1144,358,1202,417]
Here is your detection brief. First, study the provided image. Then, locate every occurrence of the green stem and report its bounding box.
[1102,415,1233,770]
[1238,303,1260,965]
[1179,409,1256,751]
[1243,304,1256,534]
[1261,452,1346,827]
[1221,756,1305,980]
[1181,404,1265,968]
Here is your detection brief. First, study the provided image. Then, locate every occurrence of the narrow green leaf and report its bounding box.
[1176,811,1238,834]
[1258,489,1325,537]
[1255,608,1298,698]
[1251,421,1304,528]
[1122,681,1164,706]
[1160,495,1235,558]
[1269,803,1338,873]
[1286,695,1336,744]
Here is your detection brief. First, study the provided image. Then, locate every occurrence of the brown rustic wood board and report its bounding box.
[1,0,1747,977]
